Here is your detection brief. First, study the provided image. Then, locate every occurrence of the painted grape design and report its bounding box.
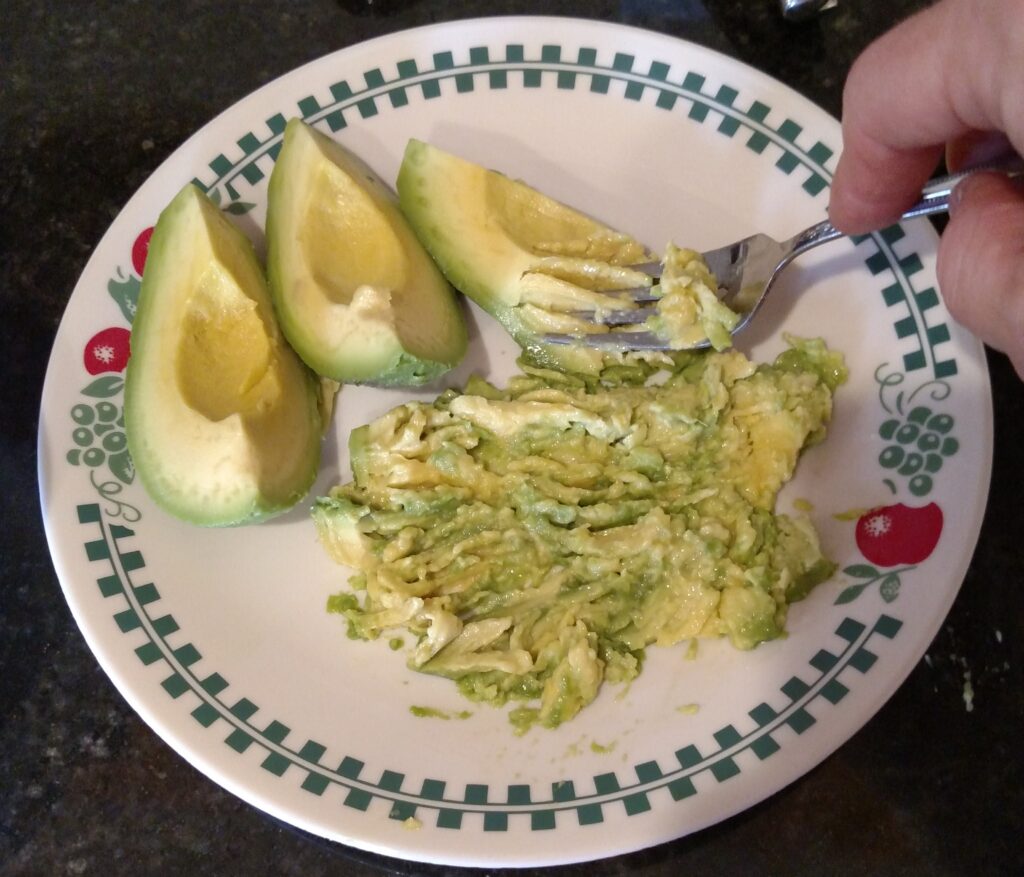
[835,366,962,605]
[67,401,132,481]
[877,405,958,496]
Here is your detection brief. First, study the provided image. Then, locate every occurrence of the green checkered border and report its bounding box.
[80,502,903,830]
[191,43,956,380]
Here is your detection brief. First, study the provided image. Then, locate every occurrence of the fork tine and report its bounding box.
[700,243,744,276]
[538,251,748,351]
[629,260,662,279]
[543,330,683,351]
[611,288,660,304]
[568,306,658,326]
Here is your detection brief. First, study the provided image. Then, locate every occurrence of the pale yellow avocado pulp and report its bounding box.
[315,338,846,732]
[125,184,322,526]
[301,164,408,304]
[176,265,277,420]
[266,120,466,385]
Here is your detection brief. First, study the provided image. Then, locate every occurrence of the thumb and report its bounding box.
[938,172,1024,378]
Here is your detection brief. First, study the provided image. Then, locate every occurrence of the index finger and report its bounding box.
[829,0,1024,234]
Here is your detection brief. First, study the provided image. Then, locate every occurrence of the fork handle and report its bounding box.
[786,154,1024,260]
[909,154,1024,218]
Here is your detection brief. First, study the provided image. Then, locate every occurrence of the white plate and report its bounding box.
[38,17,992,868]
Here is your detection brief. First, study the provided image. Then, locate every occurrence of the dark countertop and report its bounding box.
[3,1,1022,874]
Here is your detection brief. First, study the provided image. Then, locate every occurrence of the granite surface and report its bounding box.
[3,1,1023,874]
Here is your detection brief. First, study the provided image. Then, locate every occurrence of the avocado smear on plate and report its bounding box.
[314,336,845,732]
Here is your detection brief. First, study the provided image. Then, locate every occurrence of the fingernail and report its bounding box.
[950,171,1024,218]
[949,174,982,218]
[949,180,967,217]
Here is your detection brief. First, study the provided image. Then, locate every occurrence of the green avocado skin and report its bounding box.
[125,184,322,527]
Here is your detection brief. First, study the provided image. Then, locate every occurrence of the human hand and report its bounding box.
[828,0,1024,377]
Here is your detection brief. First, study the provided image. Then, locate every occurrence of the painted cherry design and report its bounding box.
[855,502,943,567]
[131,227,154,277]
[84,327,131,375]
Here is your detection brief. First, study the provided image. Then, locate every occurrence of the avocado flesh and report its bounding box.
[267,120,467,385]
[649,245,741,351]
[315,338,846,730]
[125,184,322,526]
[397,139,665,376]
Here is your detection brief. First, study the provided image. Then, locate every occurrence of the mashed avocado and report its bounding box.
[315,338,845,731]
[647,245,741,350]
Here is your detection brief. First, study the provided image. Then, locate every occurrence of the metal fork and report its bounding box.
[543,157,1024,351]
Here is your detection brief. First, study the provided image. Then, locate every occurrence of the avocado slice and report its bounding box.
[396,139,656,375]
[266,120,467,385]
[125,184,322,526]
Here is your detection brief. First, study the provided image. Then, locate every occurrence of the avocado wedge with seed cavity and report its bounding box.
[266,120,467,385]
[124,184,322,526]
